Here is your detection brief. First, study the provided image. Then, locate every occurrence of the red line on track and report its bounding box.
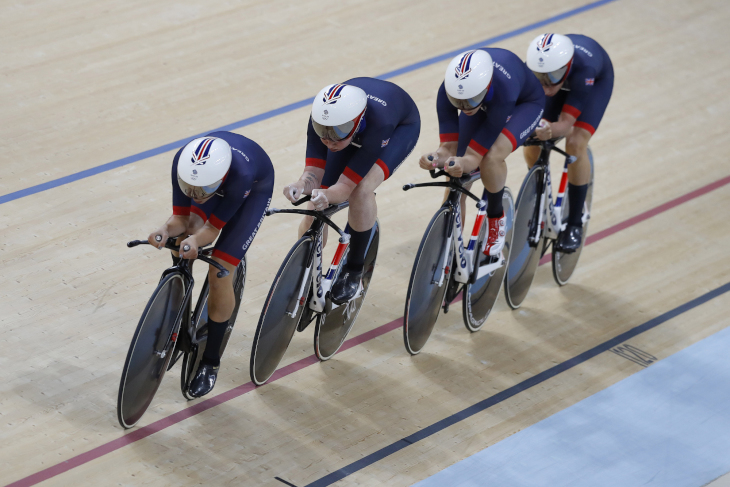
[6,174,730,487]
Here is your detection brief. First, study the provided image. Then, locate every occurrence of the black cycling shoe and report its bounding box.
[555,224,583,253]
[187,363,219,398]
[330,268,363,305]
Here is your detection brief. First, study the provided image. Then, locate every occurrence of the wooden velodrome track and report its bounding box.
[2,0,729,485]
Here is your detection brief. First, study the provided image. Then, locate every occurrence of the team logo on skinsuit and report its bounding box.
[381,138,390,148]
[191,138,215,165]
[537,33,555,52]
[322,84,346,105]
[454,50,477,80]
[585,78,595,85]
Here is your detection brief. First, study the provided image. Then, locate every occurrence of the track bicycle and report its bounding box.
[504,137,594,309]
[249,196,379,385]
[117,237,246,429]
[402,166,515,355]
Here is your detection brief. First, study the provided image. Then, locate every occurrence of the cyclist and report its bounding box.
[525,33,614,252]
[420,48,544,257]
[148,131,274,398]
[283,78,420,304]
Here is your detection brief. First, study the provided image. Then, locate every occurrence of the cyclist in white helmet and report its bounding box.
[420,48,545,257]
[148,132,274,398]
[283,78,420,304]
[525,33,614,252]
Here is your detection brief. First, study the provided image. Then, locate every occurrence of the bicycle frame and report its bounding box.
[526,139,579,245]
[266,199,352,317]
[404,170,506,289]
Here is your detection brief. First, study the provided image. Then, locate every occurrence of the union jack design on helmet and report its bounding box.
[538,33,556,52]
[322,84,346,105]
[454,50,477,80]
[191,138,215,165]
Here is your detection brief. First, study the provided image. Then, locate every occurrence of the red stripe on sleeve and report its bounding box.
[212,249,240,266]
[375,159,390,180]
[440,133,459,143]
[305,158,327,169]
[501,128,517,152]
[320,184,329,189]
[343,167,363,184]
[190,206,207,222]
[173,206,190,216]
[208,214,226,230]
[562,104,581,119]
[468,139,489,156]
[573,121,596,135]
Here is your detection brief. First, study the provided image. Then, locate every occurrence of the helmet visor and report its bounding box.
[446,85,489,111]
[177,174,222,200]
[533,64,570,86]
[311,108,366,142]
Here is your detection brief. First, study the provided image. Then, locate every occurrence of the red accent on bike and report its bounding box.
[299,296,306,305]
[472,213,486,237]
[331,241,348,267]
[171,333,178,342]
[558,168,569,194]
[445,266,450,274]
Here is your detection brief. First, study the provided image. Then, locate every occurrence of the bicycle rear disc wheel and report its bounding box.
[117,273,185,428]
[552,148,595,285]
[250,237,313,385]
[463,188,515,332]
[504,165,544,309]
[314,222,379,361]
[404,207,453,355]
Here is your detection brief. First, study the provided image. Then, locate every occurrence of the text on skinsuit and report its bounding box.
[367,94,387,106]
[493,62,511,79]
[574,44,593,57]
[231,146,250,161]
[520,109,544,139]
[241,198,270,252]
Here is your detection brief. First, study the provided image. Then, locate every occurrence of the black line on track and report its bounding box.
[274,477,299,487]
[304,281,730,487]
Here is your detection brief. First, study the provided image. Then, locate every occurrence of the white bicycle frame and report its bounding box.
[530,155,590,245]
[285,231,354,318]
[432,189,506,289]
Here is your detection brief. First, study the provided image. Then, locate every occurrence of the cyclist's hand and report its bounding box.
[419,152,441,170]
[535,119,552,141]
[283,180,306,203]
[444,157,464,177]
[179,236,198,260]
[148,228,169,249]
[310,189,329,211]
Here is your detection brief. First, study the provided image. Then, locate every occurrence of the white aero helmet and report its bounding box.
[177,137,232,200]
[526,33,575,86]
[311,83,367,141]
[444,49,494,111]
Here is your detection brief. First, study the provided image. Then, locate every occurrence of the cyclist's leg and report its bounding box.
[564,74,613,227]
[482,101,544,255]
[189,186,271,397]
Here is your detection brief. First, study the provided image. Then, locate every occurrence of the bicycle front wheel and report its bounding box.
[504,165,544,309]
[552,148,595,285]
[314,221,379,361]
[117,272,186,428]
[404,207,453,355]
[463,188,515,331]
[250,237,313,385]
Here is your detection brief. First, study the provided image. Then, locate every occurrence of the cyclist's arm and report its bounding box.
[297,166,325,195]
[548,111,577,138]
[320,174,357,205]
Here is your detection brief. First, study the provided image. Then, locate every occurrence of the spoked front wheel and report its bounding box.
[314,222,380,360]
[463,188,515,331]
[504,165,545,309]
[250,238,313,385]
[403,207,454,355]
[552,148,595,285]
[117,272,186,428]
